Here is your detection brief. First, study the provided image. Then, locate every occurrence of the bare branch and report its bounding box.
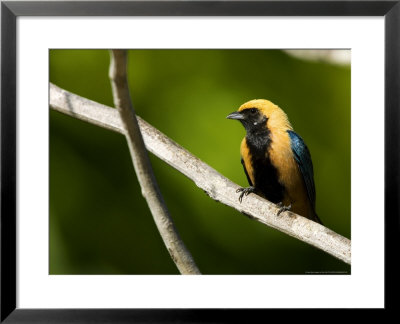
[107,50,200,275]
[50,83,351,265]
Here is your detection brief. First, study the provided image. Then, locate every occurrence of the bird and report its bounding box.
[226,99,322,224]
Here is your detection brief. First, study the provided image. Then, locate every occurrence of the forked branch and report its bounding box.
[108,50,200,274]
[50,83,351,265]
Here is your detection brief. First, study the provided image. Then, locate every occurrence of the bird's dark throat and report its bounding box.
[245,126,285,203]
[245,120,270,153]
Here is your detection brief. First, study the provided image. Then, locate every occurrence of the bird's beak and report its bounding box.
[226,111,244,120]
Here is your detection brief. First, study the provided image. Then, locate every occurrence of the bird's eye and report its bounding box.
[250,108,257,114]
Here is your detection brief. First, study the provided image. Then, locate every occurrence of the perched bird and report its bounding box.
[227,99,322,224]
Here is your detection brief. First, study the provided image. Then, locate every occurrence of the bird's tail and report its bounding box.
[313,212,323,225]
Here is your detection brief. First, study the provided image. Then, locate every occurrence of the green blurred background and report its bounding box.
[50,49,351,275]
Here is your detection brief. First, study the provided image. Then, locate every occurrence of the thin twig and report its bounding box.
[50,83,351,265]
[108,50,200,274]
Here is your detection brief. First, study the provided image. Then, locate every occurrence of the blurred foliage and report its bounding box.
[50,49,351,274]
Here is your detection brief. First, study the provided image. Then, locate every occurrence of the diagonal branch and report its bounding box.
[50,83,351,265]
[108,49,200,275]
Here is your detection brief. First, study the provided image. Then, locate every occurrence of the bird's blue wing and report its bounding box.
[287,130,316,208]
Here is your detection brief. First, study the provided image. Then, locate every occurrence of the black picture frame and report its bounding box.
[1,0,398,321]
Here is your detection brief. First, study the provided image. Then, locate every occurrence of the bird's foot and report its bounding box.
[236,186,255,203]
[277,202,292,216]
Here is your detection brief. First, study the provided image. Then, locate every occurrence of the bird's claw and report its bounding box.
[277,202,292,216]
[236,186,255,203]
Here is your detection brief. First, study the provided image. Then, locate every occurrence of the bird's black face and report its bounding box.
[226,108,268,133]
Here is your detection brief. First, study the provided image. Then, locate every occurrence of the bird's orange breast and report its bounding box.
[240,138,255,185]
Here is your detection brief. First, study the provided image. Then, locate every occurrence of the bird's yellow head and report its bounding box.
[227,99,293,133]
